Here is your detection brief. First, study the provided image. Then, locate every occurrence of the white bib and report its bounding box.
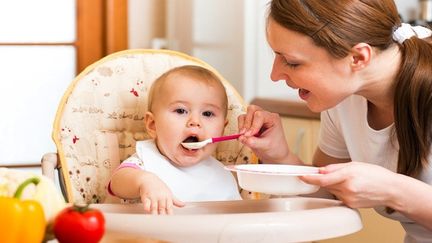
[135,140,241,202]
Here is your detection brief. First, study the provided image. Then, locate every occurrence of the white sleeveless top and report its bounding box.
[319,95,432,243]
[122,139,241,202]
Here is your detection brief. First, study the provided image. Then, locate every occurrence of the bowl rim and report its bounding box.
[225,164,320,176]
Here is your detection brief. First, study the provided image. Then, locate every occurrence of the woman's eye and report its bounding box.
[202,111,214,117]
[279,55,299,69]
[174,108,187,114]
[286,62,299,68]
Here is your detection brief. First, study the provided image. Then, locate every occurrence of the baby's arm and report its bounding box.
[110,167,185,214]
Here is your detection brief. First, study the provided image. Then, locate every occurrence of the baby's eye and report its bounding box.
[174,108,187,114]
[202,111,215,117]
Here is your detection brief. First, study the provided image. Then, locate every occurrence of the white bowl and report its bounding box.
[225,164,320,195]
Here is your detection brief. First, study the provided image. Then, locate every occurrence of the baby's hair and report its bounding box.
[147,65,228,115]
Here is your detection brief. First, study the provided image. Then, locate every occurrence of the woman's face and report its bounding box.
[267,18,360,112]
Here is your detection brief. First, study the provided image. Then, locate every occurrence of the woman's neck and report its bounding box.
[358,45,401,129]
[367,101,394,130]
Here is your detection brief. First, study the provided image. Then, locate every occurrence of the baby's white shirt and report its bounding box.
[123,139,241,202]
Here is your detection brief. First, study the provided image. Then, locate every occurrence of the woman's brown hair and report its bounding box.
[269,0,432,178]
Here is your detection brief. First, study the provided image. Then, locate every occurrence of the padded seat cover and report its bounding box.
[52,49,257,203]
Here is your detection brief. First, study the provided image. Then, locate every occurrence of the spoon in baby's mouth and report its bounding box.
[181,133,242,150]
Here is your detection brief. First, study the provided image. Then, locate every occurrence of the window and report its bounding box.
[0,0,127,167]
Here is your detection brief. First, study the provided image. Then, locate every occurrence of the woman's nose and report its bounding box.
[270,58,285,82]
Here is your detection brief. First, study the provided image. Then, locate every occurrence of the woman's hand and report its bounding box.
[238,105,298,164]
[301,162,398,208]
[138,173,185,215]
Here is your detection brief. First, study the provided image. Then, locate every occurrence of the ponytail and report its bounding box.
[393,36,432,177]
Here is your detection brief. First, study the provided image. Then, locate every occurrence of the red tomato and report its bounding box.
[53,204,105,243]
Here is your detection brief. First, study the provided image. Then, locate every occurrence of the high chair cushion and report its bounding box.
[53,49,258,204]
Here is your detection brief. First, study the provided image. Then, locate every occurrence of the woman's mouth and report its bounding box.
[298,88,310,100]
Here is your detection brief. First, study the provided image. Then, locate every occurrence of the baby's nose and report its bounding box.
[187,118,201,127]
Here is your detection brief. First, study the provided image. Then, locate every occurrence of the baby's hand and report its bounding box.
[138,173,185,215]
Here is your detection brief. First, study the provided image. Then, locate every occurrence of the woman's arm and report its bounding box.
[390,173,432,231]
[312,148,350,167]
[303,151,432,230]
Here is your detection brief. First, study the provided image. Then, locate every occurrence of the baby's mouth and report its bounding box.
[182,136,199,143]
[181,136,199,151]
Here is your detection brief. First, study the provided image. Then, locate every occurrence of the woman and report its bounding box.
[238,0,432,242]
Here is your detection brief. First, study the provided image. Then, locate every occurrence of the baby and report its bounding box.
[109,65,241,214]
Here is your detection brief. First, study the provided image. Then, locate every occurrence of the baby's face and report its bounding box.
[147,73,227,167]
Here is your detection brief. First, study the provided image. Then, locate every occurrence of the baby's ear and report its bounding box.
[224,119,229,127]
[145,112,157,138]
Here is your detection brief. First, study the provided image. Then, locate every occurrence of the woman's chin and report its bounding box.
[305,101,324,113]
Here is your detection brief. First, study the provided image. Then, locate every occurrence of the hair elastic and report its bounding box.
[392,23,432,44]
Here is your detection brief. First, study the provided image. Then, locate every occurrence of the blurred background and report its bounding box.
[0,0,423,170]
[1,2,424,242]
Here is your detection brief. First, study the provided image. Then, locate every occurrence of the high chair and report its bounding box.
[42,49,363,243]
[41,49,258,204]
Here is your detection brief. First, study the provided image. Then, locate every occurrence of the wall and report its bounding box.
[128,0,166,49]
[396,0,419,21]
[165,0,246,99]
[159,1,420,103]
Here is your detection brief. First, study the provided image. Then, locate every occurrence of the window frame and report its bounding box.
[0,0,128,168]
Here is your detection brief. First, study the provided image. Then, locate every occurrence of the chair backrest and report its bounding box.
[52,49,257,204]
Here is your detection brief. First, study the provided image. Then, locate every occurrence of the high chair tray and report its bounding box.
[93,197,362,243]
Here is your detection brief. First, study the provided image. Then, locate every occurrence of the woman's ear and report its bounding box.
[350,43,372,71]
[145,111,157,139]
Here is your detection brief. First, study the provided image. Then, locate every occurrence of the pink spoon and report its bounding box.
[181,133,242,150]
